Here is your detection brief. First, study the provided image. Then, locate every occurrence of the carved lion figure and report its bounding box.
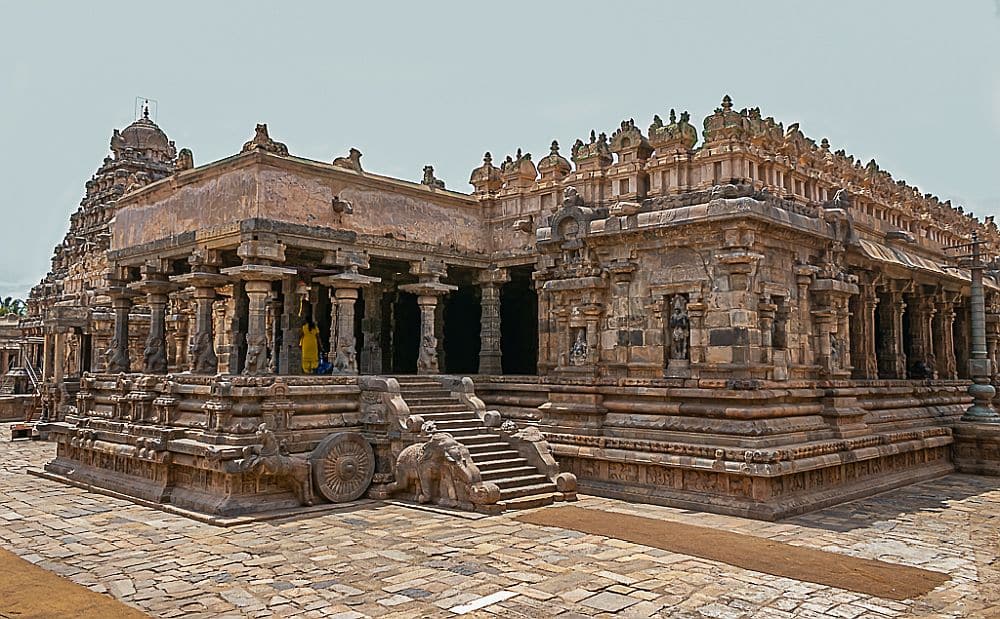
[389,432,491,508]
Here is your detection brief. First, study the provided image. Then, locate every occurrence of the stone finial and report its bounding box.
[610,119,652,160]
[470,152,503,194]
[241,123,289,156]
[649,108,698,153]
[537,140,571,182]
[500,149,538,189]
[570,131,612,169]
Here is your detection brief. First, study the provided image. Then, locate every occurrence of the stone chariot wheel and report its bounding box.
[311,433,375,503]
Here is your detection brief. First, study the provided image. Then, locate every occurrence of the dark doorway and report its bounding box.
[443,285,481,374]
[500,266,538,375]
[389,291,419,373]
[80,333,92,373]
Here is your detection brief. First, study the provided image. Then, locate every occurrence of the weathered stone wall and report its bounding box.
[113,158,489,255]
[476,376,962,519]
[43,374,364,516]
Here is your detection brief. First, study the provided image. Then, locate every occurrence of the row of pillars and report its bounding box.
[850,279,964,380]
[103,245,513,377]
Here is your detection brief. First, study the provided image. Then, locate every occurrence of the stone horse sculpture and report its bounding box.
[238,424,314,506]
[389,432,498,509]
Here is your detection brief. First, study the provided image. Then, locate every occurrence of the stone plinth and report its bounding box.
[952,421,1000,476]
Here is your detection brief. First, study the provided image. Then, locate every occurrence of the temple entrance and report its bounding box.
[500,265,538,375]
[443,284,481,374]
[388,290,419,373]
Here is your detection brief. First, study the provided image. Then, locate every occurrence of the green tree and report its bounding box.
[0,297,26,317]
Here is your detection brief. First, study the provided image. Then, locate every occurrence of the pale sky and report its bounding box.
[1,0,998,300]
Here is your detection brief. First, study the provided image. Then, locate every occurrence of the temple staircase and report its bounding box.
[392,376,559,510]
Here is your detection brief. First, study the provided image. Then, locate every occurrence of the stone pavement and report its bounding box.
[1,424,998,619]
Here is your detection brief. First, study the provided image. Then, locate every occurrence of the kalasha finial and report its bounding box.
[143,99,150,120]
[550,140,560,153]
[484,152,492,164]
[669,109,677,123]
[722,95,733,110]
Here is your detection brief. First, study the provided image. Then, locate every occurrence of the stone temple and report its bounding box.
[8,96,1000,520]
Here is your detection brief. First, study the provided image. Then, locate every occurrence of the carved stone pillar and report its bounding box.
[854,281,880,380]
[360,283,384,374]
[106,276,136,374]
[52,331,66,384]
[41,333,53,380]
[130,264,178,375]
[811,278,858,379]
[267,294,281,374]
[794,265,817,368]
[172,263,229,375]
[478,267,509,375]
[315,251,381,375]
[279,275,304,375]
[935,295,958,380]
[399,260,456,375]
[877,283,909,379]
[223,260,296,375]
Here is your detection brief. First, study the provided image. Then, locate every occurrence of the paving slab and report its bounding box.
[1,423,999,617]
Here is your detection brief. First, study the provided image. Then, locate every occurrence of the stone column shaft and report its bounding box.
[144,293,169,374]
[333,288,359,373]
[108,294,132,373]
[479,282,502,374]
[192,287,219,373]
[417,295,439,374]
[244,280,272,375]
[360,285,383,374]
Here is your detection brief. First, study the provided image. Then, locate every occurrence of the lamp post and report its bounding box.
[961,232,1000,422]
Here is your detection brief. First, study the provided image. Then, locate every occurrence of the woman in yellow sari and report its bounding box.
[300,318,320,373]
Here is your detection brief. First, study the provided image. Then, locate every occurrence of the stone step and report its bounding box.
[479,466,538,481]
[408,404,469,414]
[470,452,524,464]
[439,428,490,439]
[402,396,456,405]
[475,457,530,471]
[499,482,558,501]
[498,493,557,510]
[493,474,552,490]
[428,418,484,429]
[455,433,503,446]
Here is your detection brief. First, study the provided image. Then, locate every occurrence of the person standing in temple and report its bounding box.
[300,317,320,374]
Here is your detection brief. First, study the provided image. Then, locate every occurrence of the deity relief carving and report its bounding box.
[669,295,690,361]
[569,328,588,366]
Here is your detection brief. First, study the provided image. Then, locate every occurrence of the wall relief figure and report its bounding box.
[829,333,841,369]
[569,328,588,366]
[669,295,690,360]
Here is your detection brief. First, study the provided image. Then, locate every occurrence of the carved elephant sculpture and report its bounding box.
[389,432,488,508]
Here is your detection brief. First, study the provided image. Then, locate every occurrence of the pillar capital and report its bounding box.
[221,264,296,284]
[236,240,287,265]
[478,266,510,287]
[399,281,457,297]
[314,271,381,290]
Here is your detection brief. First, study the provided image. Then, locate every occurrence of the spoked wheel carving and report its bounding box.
[311,433,375,503]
